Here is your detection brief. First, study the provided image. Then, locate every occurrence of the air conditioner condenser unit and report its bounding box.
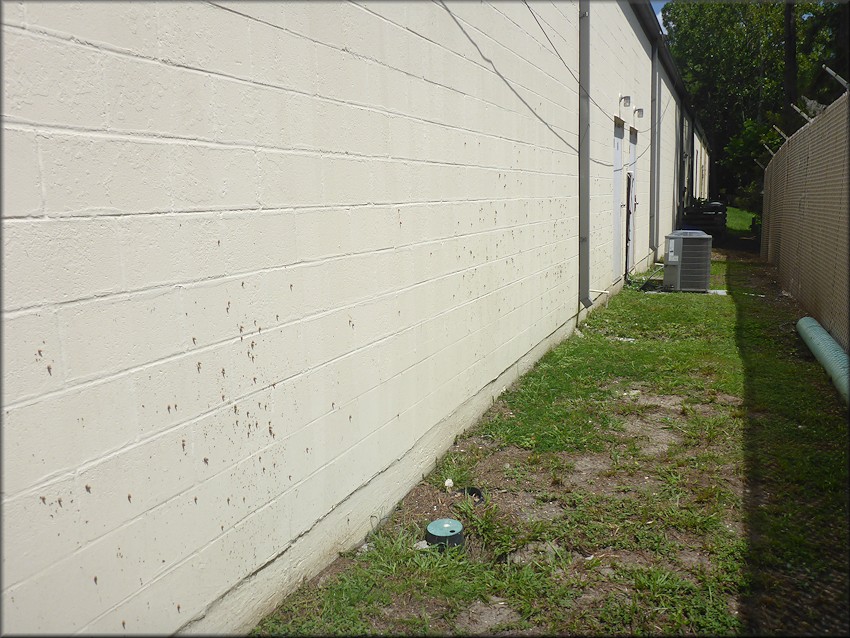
[663,230,712,292]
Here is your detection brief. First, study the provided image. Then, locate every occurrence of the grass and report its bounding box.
[725,207,756,233]
[251,215,848,636]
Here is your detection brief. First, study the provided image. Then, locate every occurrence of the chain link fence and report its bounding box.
[761,92,849,351]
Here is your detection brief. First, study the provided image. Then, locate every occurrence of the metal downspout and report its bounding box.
[578,0,592,308]
[676,108,686,229]
[649,38,659,253]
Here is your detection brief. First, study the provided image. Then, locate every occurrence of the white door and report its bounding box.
[612,123,624,283]
[627,129,638,274]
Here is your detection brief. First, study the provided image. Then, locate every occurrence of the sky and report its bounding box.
[651,0,668,35]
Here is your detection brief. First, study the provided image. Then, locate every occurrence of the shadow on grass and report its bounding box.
[721,234,849,634]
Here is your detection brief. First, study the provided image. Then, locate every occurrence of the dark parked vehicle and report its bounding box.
[683,198,727,238]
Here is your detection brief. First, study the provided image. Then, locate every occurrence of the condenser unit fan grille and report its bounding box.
[663,230,712,292]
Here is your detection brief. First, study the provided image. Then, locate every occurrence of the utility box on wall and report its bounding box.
[663,230,712,292]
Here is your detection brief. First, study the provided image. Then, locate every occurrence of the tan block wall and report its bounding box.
[761,92,849,351]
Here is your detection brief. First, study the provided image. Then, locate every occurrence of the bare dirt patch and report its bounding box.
[453,597,521,635]
[370,595,453,635]
[492,490,564,523]
[462,434,502,452]
[613,390,688,456]
[677,548,711,572]
[556,452,663,496]
[507,540,563,565]
[713,392,744,407]
[620,415,682,456]
[634,393,685,412]
[596,548,663,570]
[472,446,539,491]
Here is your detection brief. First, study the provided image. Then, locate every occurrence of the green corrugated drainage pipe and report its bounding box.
[796,317,849,404]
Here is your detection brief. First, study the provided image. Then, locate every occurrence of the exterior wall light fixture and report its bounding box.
[619,94,631,107]
[634,107,644,118]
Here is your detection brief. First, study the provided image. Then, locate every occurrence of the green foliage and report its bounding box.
[661,0,848,199]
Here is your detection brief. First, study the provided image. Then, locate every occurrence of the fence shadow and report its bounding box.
[720,242,849,634]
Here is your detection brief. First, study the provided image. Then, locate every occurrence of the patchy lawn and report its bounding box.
[252,238,848,636]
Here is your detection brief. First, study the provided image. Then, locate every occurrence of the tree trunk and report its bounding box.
[783,2,798,132]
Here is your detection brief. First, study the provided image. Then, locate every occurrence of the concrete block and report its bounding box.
[69,424,198,546]
[294,207,350,262]
[2,28,107,129]
[1,128,42,217]
[0,0,682,634]
[310,100,390,158]
[170,144,259,211]
[24,1,159,57]
[219,209,299,274]
[105,55,217,141]
[1,474,82,591]
[380,65,413,115]
[213,1,285,27]
[248,18,317,95]
[209,78,287,149]
[314,44,372,105]
[179,276,251,350]
[296,250,402,317]
[298,309,356,370]
[249,1,307,38]
[39,133,175,214]
[190,393,275,479]
[1,375,139,497]
[130,352,228,438]
[156,2,251,79]
[116,212,223,290]
[181,268,303,350]
[216,321,306,398]
[3,464,265,633]
[78,484,297,634]
[371,159,413,205]
[2,217,124,310]
[356,0,408,27]
[1,1,27,26]
[348,205,399,253]
[257,150,324,209]
[0,308,63,406]
[57,288,187,383]
[284,364,341,432]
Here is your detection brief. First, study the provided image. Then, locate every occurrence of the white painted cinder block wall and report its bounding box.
[693,132,710,200]
[658,66,682,240]
[587,0,654,290]
[2,1,690,634]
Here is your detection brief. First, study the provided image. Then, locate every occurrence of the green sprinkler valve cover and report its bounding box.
[425,518,464,548]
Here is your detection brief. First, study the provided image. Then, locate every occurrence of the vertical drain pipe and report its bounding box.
[649,38,659,254]
[578,0,592,308]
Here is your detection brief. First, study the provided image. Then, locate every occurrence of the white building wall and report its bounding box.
[587,0,653,290]
[658,66,681,240]
[693,131,710,199]
[2,1,696,634]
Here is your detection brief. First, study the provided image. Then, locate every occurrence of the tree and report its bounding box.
[661,0,848,213]
[784,2,797,134]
